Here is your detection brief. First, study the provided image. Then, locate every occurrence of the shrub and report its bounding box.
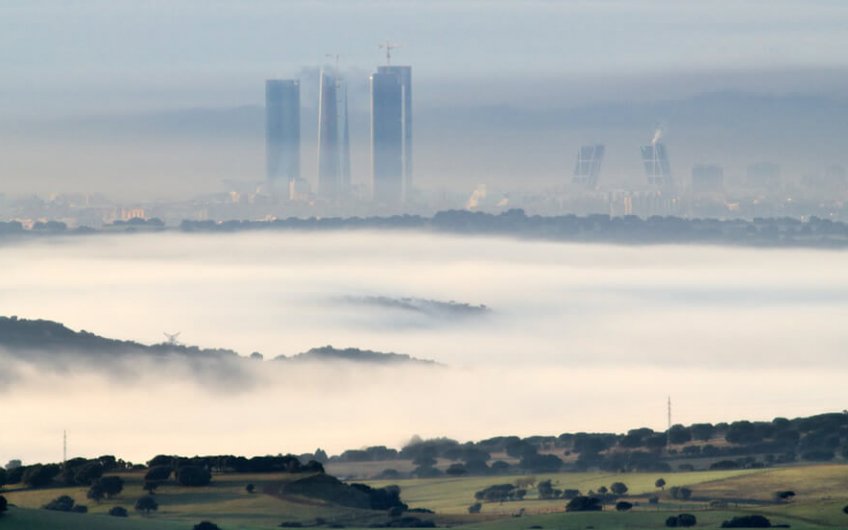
[108,506,129,517]
[468,502,482,514]
[135,495,158,515]
[677,514,697,527]
[43,495,76,512]
[246,483,256,494]
[721,514,772,528]
[565,496,602,512]
[194,522,221,530]
[615,501,633,512]
[474,484,515,503]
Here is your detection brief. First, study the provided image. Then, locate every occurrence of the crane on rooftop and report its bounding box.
[379,41,401,65]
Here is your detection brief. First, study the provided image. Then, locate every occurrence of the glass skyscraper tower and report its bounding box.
[265,80,301,187]
[371,65,412,204]
[318,68,351,199]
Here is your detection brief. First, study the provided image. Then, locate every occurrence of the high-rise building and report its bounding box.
[317,67,353,199]
[265,80,301,189]
[371,69,405,204]
[318,69,341,198]
[691,163,724,193]
[573,144,605,188]
[378,66,412,192]
[641,142,673,190]
[371,65,411,204]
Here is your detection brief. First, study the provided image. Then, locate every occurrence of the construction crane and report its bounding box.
[379,41,401,65]
[325,53,341,72]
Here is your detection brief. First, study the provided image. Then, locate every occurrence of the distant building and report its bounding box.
[371,65,412,204]
[802,165,848,196]
[691,164,724,193]
[317,69,351,199]
[573,144,605,188]
[265,80,301,193]
[746,162,781,190]
[641,142,673,190]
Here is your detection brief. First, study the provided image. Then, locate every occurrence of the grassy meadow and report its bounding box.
[3,464,848,529]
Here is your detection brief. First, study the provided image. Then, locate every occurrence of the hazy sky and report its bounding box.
[2,0,848,115]
[2,231,847,463]
[2,1,848,202]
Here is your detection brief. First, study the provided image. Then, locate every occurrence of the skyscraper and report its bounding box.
[371,70,404,204]
[265,80,301,187]
[641,142,673,190]
[573,144,605,188]
[378,65,412,191]
[317,68,352,199]
[371,65,412,204]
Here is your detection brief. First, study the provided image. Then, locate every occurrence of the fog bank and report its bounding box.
[1,231,847,463]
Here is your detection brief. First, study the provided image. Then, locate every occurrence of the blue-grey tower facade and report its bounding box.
[371,70,404,204]
[573,144,605,188]
[641,142,673,190]
[317,68,352,199]
[378,66,412,192]
[371,65,411,204]
[265,79,301,185]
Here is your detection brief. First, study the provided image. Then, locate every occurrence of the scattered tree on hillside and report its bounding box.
[468,502,482,514]
[246,483,255,494]
[144,466,172,482]
[610,482,628,496]
[177,465,212,487]
[135,495,158,515]
[87,483,105,503]
[194,521,221,530]
[99,476,124,498]
[474,484,516,503]
[143,481,159,495]
[0,495,7,516]
[71,461,104,485]
[22,464,61,488]
[615,501,633,512]
[538,480,557,499]
[667,425,692,445]
[655,478,666,490]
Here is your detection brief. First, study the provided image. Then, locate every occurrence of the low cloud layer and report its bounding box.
[1,230,847,464]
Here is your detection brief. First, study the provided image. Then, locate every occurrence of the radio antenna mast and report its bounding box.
[667,395,672,431]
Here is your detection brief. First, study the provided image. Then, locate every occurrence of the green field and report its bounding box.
[3,464,848,529]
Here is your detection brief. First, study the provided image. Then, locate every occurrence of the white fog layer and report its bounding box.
[1,231,847,463]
